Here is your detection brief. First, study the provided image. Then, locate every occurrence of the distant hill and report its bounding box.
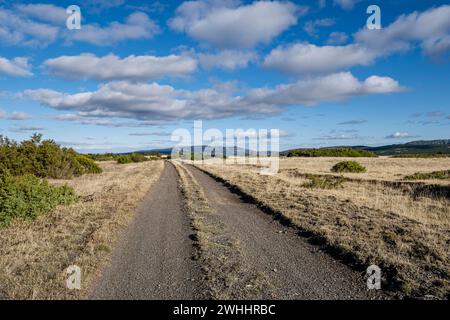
[282,139,450,157]
[363,139,450,156]
[137,139,450,157]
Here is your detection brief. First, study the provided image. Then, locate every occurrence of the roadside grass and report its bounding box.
[0,160,164,299]
[404,170,450,181]
[197,161,450,299]
[173,161,270,299]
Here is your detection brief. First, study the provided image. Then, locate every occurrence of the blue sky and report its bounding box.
[0,0,449,153]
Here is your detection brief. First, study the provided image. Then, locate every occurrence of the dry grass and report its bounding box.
[197,157,450,299]
[0,160,164,299]
[173,161,269,299]
[281,156,450,184]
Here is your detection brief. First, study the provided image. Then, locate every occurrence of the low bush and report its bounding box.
[302,175,345,189]
[116,153,149,164]
[0,173,78,226]
[404,170,450,180]
[331,160,367,173]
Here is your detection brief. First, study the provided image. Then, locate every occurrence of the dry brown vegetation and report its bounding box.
[173,161,269,299]
[0,160,164,299]
[196,157,450,299]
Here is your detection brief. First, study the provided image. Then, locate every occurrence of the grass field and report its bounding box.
[0,160,163,299]
[196,157,450,299]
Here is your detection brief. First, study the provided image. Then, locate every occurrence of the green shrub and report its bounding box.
[116,153,149,164]
[287,148,377,158]
[0,173,78,226]
[75,155,103,174]
[303,175,345,189]
[331,160,367,173]
[403,170,450,180]
[0,134,102,179]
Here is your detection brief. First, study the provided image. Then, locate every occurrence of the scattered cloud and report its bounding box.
[10,126,45,132]
[303,18,335,37]
[337,119,367,125]
[14,3,66,24]
[333,0,360,10]
[427,111,445,117]
[313,133,360,140]
[44,54,197,81]
[22,72,402,125]
[0,56,32,77]
[198,50,257,70]
[66,12,160,46]
[0,8,59,47]
[326,31,348,45]
[169,1,302,48]
[6,111,31,120]
[385,132,417,139]
[128,132,172,136]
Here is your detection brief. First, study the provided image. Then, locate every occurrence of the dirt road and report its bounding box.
[90,163,201,299]
[91,161,384,299]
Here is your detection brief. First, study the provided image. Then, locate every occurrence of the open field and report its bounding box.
[0,160,164,299]
[196,157,450,299]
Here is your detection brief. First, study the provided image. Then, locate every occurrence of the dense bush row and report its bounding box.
[116,153,150,164]
[0,134,102,179]
[286,148,377,158]
[88,152,161,164]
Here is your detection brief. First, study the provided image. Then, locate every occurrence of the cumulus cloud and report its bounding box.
[354,5,450,57]
[198,50,257,70]
[66,12,160,46]
[263,43,376,75]
[169,0,301,48]
[21,72,402,124]
[0,57,32,77]
[44,54,197,81]
[265,5,450,75]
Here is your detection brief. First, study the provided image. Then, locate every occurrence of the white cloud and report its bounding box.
[44,54,197,81]
[385,132,416,139]
[198,50,256,70]
[14,4,67,24]
[264,43,376,75]
[0,8,59,47]
[354,5,450,57]
[67,12,160,46]
[0,56,32,77]
[266,5,450,75]
[169,0,301,48]
[21,72,402,124]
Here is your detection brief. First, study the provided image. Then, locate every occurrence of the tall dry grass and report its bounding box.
[0,160,164,299]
